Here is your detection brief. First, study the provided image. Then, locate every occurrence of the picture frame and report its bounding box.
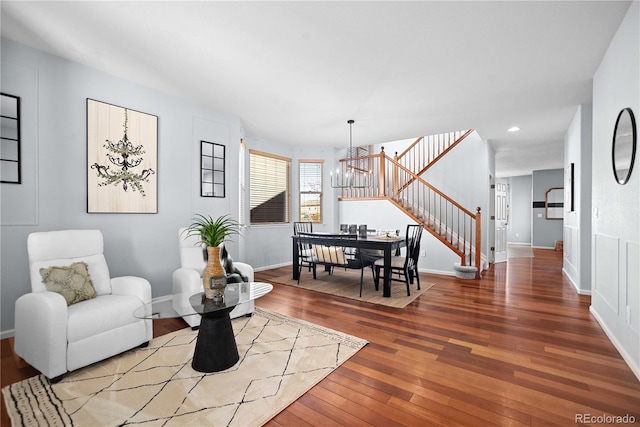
[565,162,574,212]
[546,187,564,220]
[87,99,158,213]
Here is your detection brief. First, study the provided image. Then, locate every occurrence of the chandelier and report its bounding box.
[330,120,372,188]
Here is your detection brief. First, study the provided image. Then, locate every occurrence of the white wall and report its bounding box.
[563,103,593,295]
[0,38,337,335]
[589,1,640,380]
[531,169,564,248]
[339,199,460,276]
[240,137,339,270]
[507,175,533,244]
[0,38,247,334]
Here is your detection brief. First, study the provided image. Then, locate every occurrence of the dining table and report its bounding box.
[291,232,406,297]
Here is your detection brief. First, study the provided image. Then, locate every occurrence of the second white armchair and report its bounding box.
[172,228,255,329]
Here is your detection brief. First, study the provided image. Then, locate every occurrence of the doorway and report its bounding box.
[494,178,509,263]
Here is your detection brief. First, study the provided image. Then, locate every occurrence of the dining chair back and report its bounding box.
[293,223,315,281]
[293,221,312,235]
[374,223,424,296]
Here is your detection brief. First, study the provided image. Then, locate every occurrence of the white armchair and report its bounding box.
[14,230,152,382]
[172,228,254,328]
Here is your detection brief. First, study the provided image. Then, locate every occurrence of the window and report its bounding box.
[249,150,290,224]
[239,139,246,226]
[299,160,323,222]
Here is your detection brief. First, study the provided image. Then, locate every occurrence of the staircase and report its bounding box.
[395,129,474,177]
[336,130,482,278]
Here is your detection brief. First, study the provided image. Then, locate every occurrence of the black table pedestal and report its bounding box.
[191,306,239,373]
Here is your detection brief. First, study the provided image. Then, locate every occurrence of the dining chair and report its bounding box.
[293,222,316,281]
[373,224,423,296]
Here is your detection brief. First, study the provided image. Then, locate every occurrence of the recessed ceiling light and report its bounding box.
[508,126,520,132]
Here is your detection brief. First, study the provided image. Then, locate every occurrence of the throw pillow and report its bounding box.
[39,262,97,306]
[219,243,249,282]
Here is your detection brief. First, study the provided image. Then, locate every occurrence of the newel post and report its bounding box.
[379,147,386,197]
[475,207,482,279]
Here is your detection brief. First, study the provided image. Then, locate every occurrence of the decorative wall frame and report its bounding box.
[200,140,225,197]
[565,162,574,212]
[545,187,564,220]
[612,107,637,185]
[87,99,158,213]
[1,93,21,183]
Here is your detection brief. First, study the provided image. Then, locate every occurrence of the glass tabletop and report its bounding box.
[134,281,273,320]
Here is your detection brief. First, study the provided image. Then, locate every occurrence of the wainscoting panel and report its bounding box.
[1,61,39,226]
[563,226,578,286]
[627,242,639,334]
[563,226,579,270]
[594,233,619,314]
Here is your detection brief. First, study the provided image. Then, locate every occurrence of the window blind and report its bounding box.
[249,150,291,224]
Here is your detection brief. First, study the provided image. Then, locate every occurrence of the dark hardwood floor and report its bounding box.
[2,249,639,426]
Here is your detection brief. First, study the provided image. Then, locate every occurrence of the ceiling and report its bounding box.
[1,1,631,177]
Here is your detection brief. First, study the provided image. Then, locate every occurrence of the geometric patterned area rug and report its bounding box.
[270,267,435,309]
[2,308,367,427]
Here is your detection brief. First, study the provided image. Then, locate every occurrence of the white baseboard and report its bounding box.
[421,267,456,277]
[153,294,173,303]
[589,306,640,382]
[507,242,532,246]
[253,262,292,272]
[562,268,592,295]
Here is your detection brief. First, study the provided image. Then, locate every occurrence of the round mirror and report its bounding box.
[612,108,637,185]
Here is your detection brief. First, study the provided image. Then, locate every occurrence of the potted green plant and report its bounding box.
[184,214,241,299]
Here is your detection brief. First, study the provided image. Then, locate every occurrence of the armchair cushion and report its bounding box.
[66,295,144,343]
[39,262,97,305]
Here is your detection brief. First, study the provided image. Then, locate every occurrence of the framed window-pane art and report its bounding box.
[201,141,225,197]
[1,93,21,184]
[87,99,158,213]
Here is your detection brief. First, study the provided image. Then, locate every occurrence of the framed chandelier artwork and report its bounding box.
[87,99,158,213]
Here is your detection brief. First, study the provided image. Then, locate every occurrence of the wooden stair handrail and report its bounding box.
[396,136,424,160]
[396,129,475,193]
[415,129,474,174]
[385,153,476,218]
